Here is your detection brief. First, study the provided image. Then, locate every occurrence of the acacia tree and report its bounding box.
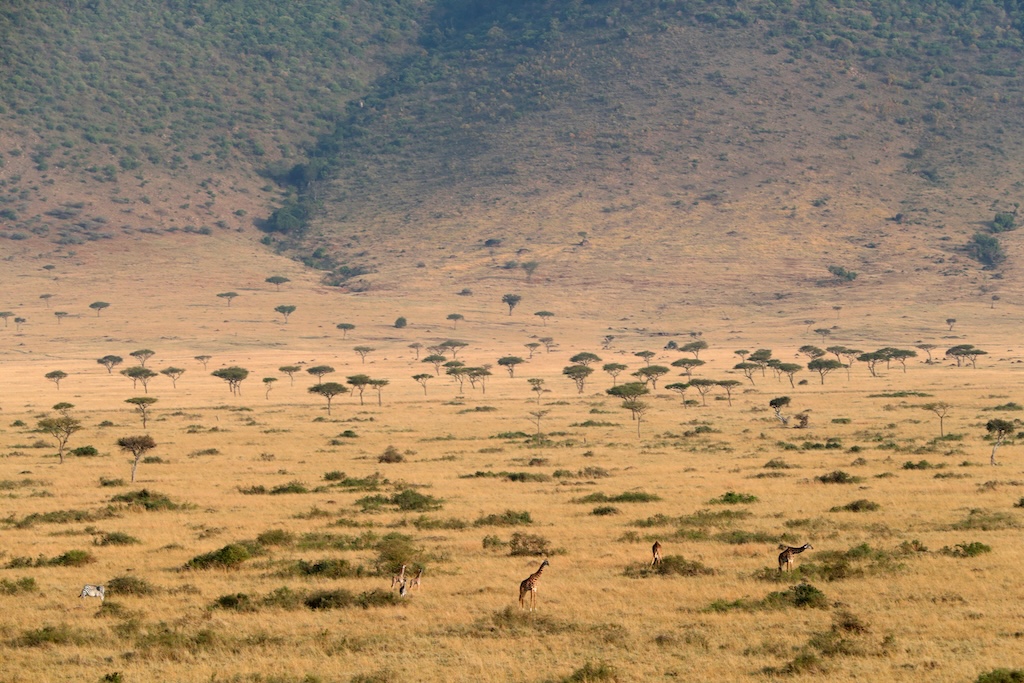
[336,323,355,338]
[97,355,123,374]
[985,418,1016,465]
[525,342,542,359]
[347,374,371,405]
[633,365,669,389]
[89,301,110,316]
[446,364,469,393]
[534,311,554,325]
[623,400,650,437]
[681,340,708,359]
[502,293,522,316]
[54,311,68,324]
[813,328,831,343]
[521,261,539,282]
[777,362,803,388]
[306,365,335,385]
[279,365,301,385]
[734,362,759,384]
[125,397,158,428]
[408,342,423,359]
[734,349,749,362]
[130,349,155,367]
[889,348,918,372]
[539,337,556,353]
[570,352,602,367]
[769,396,791,426]
[121,366,157,393]
[38,405,82,464]
[497,356,526,377]
[440,340,469,359]
[266,275,290,291]
[353,346,374,364]
[915,344,938,363]
[688,378,717,406]
[422,354,447,376]
[447,313,464,329]
[528,409,550,436]
[799,345,825,361]
[212,366,249,395]
[671,357,704,378]
[946,318,957,331]
[263,377,277,399]
[603,363,628,386]
[922,402,952,437]
[528,378,546,404]
[40,293,53,308]
[275,305,296,323]
[857,351,884,378]
[14,317,25,331]
[607,382,650,419]
[160,367,185,388]
[369,378,389,406]
[118,435,156,483]
[747,349,773,377]
[217,292,239,306]
[563,364,594,393]
[195,355,212,370]
[947,344,988,368]
[634,350,656,366]
[309,382,348,415]
[466,367,491,393]
[0,311,11,327]
[717,380,742,406]
[665,382,690,406]
[808,358,844,384]
[45,370,68,390]
[413,373,433,395]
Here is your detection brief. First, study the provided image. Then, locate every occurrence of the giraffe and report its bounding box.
[408,567,423,591]
[651,541,662,567]
[518,559,549,611]
[391,564,407,590]
[778,543,813,572]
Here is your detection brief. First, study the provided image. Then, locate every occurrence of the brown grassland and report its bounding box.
[1,228,1024,683]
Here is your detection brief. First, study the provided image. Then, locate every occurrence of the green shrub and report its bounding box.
[625,555,714,578]
[256,529,295,546]
[816,470,861,484]
[109,489,180,510]
[106,575,155,596]
[0,577,36,594]
[392,489,442,511]
[70,445,98,457]
[575,491,660,503]
[474,510,533,527]
[185,543,252,570]
[213,593,258,612]
[412,515,467,530]
[763,457,796,469]
[16,624,87,647]
[49,550,94,567]
[559,661,619,683]
[830,499,880,512]
[293,558,361,578]
[709,491,758,504]
[714,530,777,544]
[952,509,1019,530]
[591,506,619,516]
[270,480,309,495]
[903,460,941,470]
[977,669,1024,683]
[509,532,552,556]
[98,477,125,487]
[95,531,141,546]
[378,446,404,463]
[940,542,991,558]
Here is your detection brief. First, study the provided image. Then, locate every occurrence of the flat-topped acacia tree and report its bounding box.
[347,374,371,405]
[266,275,290,291]
[306,365,335,385]
[0,311,12,327]
[38,404,82,464]
[279,365,301,385]
[534,311,554,325]
[562,364,593,393]
[194,355,212,370]
[336,323,355,338]
[502,293,521,315]
[97,355,123,374]
[118,435,156,483]
[274,305,296,323]
[212,366,249,396]
[121,366,157,393]
[497,356,526,377]
[45,370,67,390]
[263,377,277,399]
[217,292,239,306]
[130,349,155,367]
[353,346,374,364]
[125,397,157,428]
[160,367,185,388]
[308,382,348,415]
[89,301,110,316]
[447,313,464,329]
[412,373,432,395]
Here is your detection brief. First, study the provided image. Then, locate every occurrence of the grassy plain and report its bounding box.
[1,232,1024,683]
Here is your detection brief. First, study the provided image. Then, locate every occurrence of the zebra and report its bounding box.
[79,584,105,602]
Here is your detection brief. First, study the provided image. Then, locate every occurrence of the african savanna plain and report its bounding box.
[4,2,1024,682]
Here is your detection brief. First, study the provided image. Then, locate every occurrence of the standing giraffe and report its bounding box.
[391,564,407,590]
[408,567,423,591]
[778,543,813,572]
[651,541,662,567]
[518,559,549,611]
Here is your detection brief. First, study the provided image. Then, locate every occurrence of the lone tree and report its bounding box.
[275,305,296,323]
[40,293,53,307]
[922,402,952,437]
[217,292,239,306]
[266,275,290,291]
[569,352,602,367]
[502,293,522,316]
[603,362,628,386]
[121,366,157,393]
[38,405,82,464]
[525,342,542,359]
[412,373,433,395]
[946,318,957,331]
[769,396,792,426]
[309,382,348,415]
[717,379,742,406]
[688,378,717,406]
[263,377,277,399]
[353,346,375,364]
[521,261,539,282]
[369,378,390,406]
[54,311,69,324]
[408,342,423,359]
[125,397,158,428]
[89,301,110,316]
[634,350,656,366]
[97,355,123,374]
[0,312,12,327]
[45,370,68,390]
[130,349,155,367]
[14,317,25,331]
[160,367,185,388]
[194,355,212,370]
[279,365,301,385]
[447,313,464,329]
[306,365,336,385]
[336,323,355,338]
[563,364,594,393]
[118,435,157,483]
[681,340,708,359]
[985,418,1016,466]
[916,344,938,363]
[665,382,690,406]
[422,354,447,375]
[808,358,844,384]
[671,357,705,378]
[528,377,547,404]
[212,366,249,395]
[734,362,759,384]
[534,311,554,325]
[813,328,831,343]
[347,374,372,405]
[497,356,526,377]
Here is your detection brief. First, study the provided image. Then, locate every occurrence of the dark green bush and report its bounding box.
[941,542,991,558]
[816,470,861,484]
[625,555,714,578]
[109,489,180,511]
[106,575,155,596]
[830,499,880,512]
[591,506,619,516]
[95,531,141,546]
[509,532,552,556]
[0,577,36,594]
[709,491,758,504]
[185,544,252,570]
[977,669,1024,683]
[256,529,295,546]
[49,550,94,567]
[474,510,533,527]
[270,480,309,495]
[70,445,98,457]
[213,593,258,612]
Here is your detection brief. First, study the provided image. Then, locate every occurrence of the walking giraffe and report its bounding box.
[391,564,407,590]
[778,543,813,572]
[518,559,549,611]
[651,541,662,567]
[408,567,423,591]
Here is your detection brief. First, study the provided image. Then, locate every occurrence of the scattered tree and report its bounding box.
[263,377,277,399]
[671,357,704,378]
[769,396,791,426]
[946,344,988,368]
[89,302,110,316]
[309,382,348,415]
[160,367,185,388]
[946,318,957,331]
[118,435,157,483]
[665,382,690,405]
[54,311,68,324]
[681,340,708,359]
[985,418,1016,466]
[466,367,491,393]
[633,365,669,389]
[603,363,628,386]
[717,380,742,406]
[97,355,123,374]
[776,362,803,388]
[306,365,335,385]
[524,342,542,359]
[539,337,556,353]
[279,365,301,385]
[14,317,25,331]
[634,350,656,366]
[217,292,239,306]
[688,378,717,406]
[521,261,539,282]
[275,305,296,323]
[336,323,355,338]
[212,366,249,395]
[266,275,290,291]
[747,349,773,376]
[439,340,468,359]
[563,364,594,393]
[497,356,526,377]
[734,362,759,384]
[534,311,554,325]
[195,355,212,370]
[130,349,155,367]
[734,349,749,362]
[369,378,389,406]
[798,345,825,360]
[888,348,918,372]
[813,328,831,343]
[347,374,371,405]
[353,346,375,364]
[570,352,602,367]
[502,293,522,316]
[915,344,937,364]
[45,370,68,390]
[125,397,157,428]
[447,313,464,329]
[528,409,550,435]
[38,406,82,464]
[445,364,469,394]
[121,366,157,393]
[808,358,844,384]
[623,400,650,437]
[408,342,423,359]
[40,293,53,307]
[423,354,447,376]
[922,402,952,437]
[413,373,433,395]
[528,378,546,404]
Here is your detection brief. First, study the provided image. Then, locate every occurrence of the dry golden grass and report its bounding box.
[2,235,1024,683]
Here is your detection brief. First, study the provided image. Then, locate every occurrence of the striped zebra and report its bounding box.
[79,584,105,602]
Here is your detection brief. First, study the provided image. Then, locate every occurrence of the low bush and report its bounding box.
[70,446,99,457]
[830,499,881,513]
[0,577,36,594]
[591,506,619,516]
[94,531,141,546]
[625,555,714,578]
[709,491,758,504]
[378,446,404,463]
[474,510,533,527]
[574,491,660,504]
[977,669,1024,683]
[49,550,94,567]
[109,489,180,511]
[940,542,992,558]
[185,543,252,570]
[816,470,861,484]
[106,575,155,596]
[509,532,552,556]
